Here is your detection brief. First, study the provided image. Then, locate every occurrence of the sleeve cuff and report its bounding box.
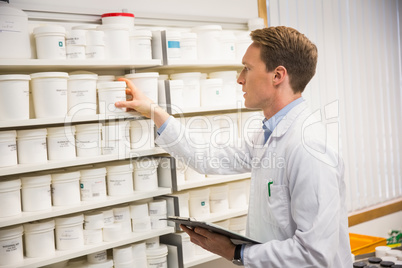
[156,116,172,136]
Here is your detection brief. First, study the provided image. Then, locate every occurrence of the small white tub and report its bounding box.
[102,208,115,226]
[0,178,21,218]
[20,174,52,212]
[67,74,98,116]
[102,223,124,242]
[130,119,155,151]
[170,72,201,109]
[84,211,104,230]
[165,31,181,60]
[102,120,130,156]
[66,29,86,45]
[33,24,66,59]
[55,213,84,250]
[132,242,148,267]
[30,72,69,118]
[101,12,135,33]
[113,244,134,266]
[125,72,159,104]
[209,71,238,106]
[181,32,198,60]
[130,202,149,219]
[235,31,252,62]
[113,205,132,234]
[83,228,103,245]
[0,74,30,121]
[66,44,86,59]
[228,181,248,209]
[17,128,48,164]
[220,31,236,60]
[131,216,152,232]
[0,130,18,168]
[47,126,76,161]
[87,250,107,264]
[149,199,167,229]
[189,188,210,218]
[209,184,229,213]
[86,45,105,60]
[75,123,102,157]
[23,219,55,258]
[169,80,184,110]
[86,30,105,46]
[200,78,223,107]
[0,225,23,266]
[146,236,160,249]
[97,81,127,116]
[146,244,168,268]
[133,158,159,191]
[130,30,152,61]
[106,162,134,196]
[51,171,81,206]
[192,25,222,60]
[80,167,107,201]
[97,24,130,60]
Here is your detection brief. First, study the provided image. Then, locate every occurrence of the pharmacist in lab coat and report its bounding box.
[115,26,352,267]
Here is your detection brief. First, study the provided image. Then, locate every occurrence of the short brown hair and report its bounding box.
[251,26,318,93]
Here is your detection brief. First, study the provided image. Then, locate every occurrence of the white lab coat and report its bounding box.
[155,101,353,268]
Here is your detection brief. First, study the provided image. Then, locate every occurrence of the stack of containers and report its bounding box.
[0,130,18,168]
[146,244,169,268]
[106,161,134,196]
[130,119,155,151]
[0,178,21,218]
[148,199,167,229]
[55,213,84,250]
[113,244,135,268]
[0,74,30,121]
[170,72,201,109]
[51,171,81,206]
[47,126,76,160]
[67,73,98,116]
[66,29,86,59]
[23,219,56,258]
[133,158,159,191]
[102,207,115,227]
[85,29,105,59]
[130,202,151,232]
[33,25,66,59]
[113,205,132,234]
[83,211,104,245]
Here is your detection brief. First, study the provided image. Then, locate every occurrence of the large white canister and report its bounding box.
[67,73,98,116]
[0,178,21,218]
[98,81,128,116]
[130,30,152,61]
[209,71,238,106]
[125,72,159,104]
[235,31,252,62]
[75,123,102,157]
[0,225,24,266]
[30,72,69,118]
[209,184,229,213]
[165,31,181,60]
[181,32,197,61]
[47,126,76,161]
[189,188,210,218]
[228,180,248,209]
[23,219,55,258]
[101,12,135,33]
[170,72,201,109]
[146,244,168,268]
[51,171,81,206]
[200,78,223,108]
[130,203,151,232]
[0,130,18,168]
[102,120,130,156]
[0,74,30,120]
[192,25,222,61]
[113,205,132,234]
[0,2,31,59]
[169,80,184,111]
[220,31,236,60]
[149,199,167,229]
[132,242,148,267]
[20,174,52,212]
[130,119,155,151]
[33,24,66,59]
[97,24,130,60]
[80,167,107,201]
[106,162,134,196]
[17,128,48,164]
[55,213,84,250]
[133,158,159,191]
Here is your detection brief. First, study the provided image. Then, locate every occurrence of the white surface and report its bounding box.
[348,211,402,238]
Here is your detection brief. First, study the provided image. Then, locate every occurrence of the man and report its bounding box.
[115,26,352,267]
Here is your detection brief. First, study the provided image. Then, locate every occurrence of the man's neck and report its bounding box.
[263,93,302,119]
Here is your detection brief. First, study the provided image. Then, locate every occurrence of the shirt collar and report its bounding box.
[262,97,304,132]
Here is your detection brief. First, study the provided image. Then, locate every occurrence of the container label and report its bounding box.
[0,17,24,33]
[167,40,180,48]
[0,239,21,253]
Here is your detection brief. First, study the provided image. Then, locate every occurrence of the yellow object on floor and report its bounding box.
[349,233,387,255]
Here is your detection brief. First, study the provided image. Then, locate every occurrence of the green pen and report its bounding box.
[268,179,273,197]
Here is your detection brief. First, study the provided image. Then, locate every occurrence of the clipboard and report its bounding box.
[161,216,261,245]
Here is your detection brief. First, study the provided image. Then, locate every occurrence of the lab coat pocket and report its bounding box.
[262,180,290,229]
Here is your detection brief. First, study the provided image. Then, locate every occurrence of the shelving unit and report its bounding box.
[176,173,250,191]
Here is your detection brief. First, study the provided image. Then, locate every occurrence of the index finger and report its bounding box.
[118,77,138,94]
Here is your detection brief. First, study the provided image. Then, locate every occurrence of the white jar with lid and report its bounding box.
[0,178,21,218]
[33,24,66,59]
[228,180,248,209]
[170,72,201,109]
[200,78,223,107]
[97,81,128,116]
[80,167,107,201]
[83,211,104,245]
[87,250,107,264]
[97,24,130,60]
[23,219,56,258]
[66,44,86,59]
[51,171,81,206]
[0,2,31,59]
[146,244,168,268]
[209,71,238,106]
[130,203,151,232]
[106,162,134,196]
[102,120,130,156]
[66,29,86,46]
[149,199,167,229]
[0,74,30,121]
[113,205,132,234]
[169,80,184,111]
[113,244,134,266]
[130,119,155,151]
[220,31,236,60]
[133,158,159,191]
[47,126,76,160]
[209,184,229,213]
[165,30,181,60]
[68,73,98,116]
[130,30,152,60]
[101,12,135,33]
[86,30,105,59]
[192,25,222,61]
[30,72,69,118]
[181,32,197,60]
[75,123,102,157]
[235,31,252,62]
[189,188,210,218]
[0,130,17,168]
[0,225,23,266]
[20,174,52,212]
[125,72,159,104]
[132,242,148,267]
[55,213,84,250]
[17,128,48,164]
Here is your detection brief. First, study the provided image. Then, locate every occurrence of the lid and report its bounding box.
[0,130,17,139]
[368,257,382,264]
[87,259,114,268]
[209,71,237,79]
[379,261,395,267]
[20,174,52,186]
[181,32,197,39]
[98,75,116,82]
[101,12,134,18]
[80,167,107,177]
[52,171,80,182]
[97,24,130,31]
[47,125,76,136]
[125,72,159,79]
[192,25,222,32]
[84,211,104,229]
[30,72,69,79]
[170,72,202,80]
[201,78,223,86]
[169,80,184,88]
[55,213,84,226]
[106,162,133,173]
[97,81,126,90]
[0,2,27,17]
[23,219,55,233]
[0,178,21,191]
[75,123,102,132]
[69,74,98,80]
[33,24,66,35]
[146,244,168,257]
[165,30,181,39]
[0,225,23,240]
[0,74,31,81]
[132,158,159,169]
[17,128,47,138]
[130,30,152,38]
[220,30,236,40]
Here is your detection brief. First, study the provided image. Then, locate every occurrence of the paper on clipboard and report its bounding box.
[161,216,261,245]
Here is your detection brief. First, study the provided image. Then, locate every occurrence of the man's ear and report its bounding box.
[273,66,287,85]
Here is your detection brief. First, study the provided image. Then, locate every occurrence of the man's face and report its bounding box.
[237,42,275,110]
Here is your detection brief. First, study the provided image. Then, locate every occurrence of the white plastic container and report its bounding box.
[87,250,107,264]
[166,31,181,60]
[235,31,252,62]
[209,184,229,213]
[0,225,23,266]
[228,181,248,209]
[0,178,21,218]
[68,74,98,116]
[113,244,134,266]
[130,119,155,151]
[83,228,103,245]
[0,130,18,168]
[130,30,152,61]
[75,123,102,157]
[102,120,130,156]
[200,78,223,107]
[17,128,48,164]
[20,174,52,212]
[189,188,210,218]
[51,171,81,206]
[170,72,201,109]
[131,216,152,232]
[125,72,159,104]
[30,72,69,118]
[33,25,66,59]
[97,24,130,60]
[66,44,85,59]
[66,29,86,46]
[84,211,104,230]
[132,242,148,267]
[113,205,132,234]
[171,192,190,217]
[55,214,84,250]
[23,219,55,258]
[220,31,236,60]
[146,244,168,268]
[47,126,76,160]
[149,199,167,229]
[102,208,115,226]
[376,246,392,257]
[86,30,105,46]
[209,71,238,106]
[86,45,105,59]
[79,167,107,201]
[130,203,149,219]
[103,223,124,242]
[98,81,127,115]
[157,74,169,109]
[169,79,184,110]
[0,74,30,120]
[146,236,160,249]
[86,30,105,59]
[133,158,159,191]
[106,162,134,196]
[0,2,31,59]
[101,12,135,33]
[181,32,198,60]
[192,25,222,60]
